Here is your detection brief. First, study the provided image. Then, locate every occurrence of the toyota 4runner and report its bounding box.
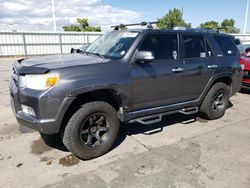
[10,23,243,160]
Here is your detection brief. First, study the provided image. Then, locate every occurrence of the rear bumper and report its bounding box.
[231,69,244,96]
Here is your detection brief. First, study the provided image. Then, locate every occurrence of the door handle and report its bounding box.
[207,64,218,69]
[172,67,184,73]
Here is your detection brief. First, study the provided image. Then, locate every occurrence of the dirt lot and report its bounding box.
[0,57,250,188]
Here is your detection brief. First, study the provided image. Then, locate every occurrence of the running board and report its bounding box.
[129,107,198,125]
[179,107,198,115]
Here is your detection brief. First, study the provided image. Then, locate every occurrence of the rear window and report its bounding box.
[214,35,238,57]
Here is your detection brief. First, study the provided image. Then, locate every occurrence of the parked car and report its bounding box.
[9,23,242,160]
[240,47,250,89]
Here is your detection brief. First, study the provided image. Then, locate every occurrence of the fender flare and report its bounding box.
[198,73,233,104]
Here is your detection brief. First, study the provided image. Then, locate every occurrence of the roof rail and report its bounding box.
[173,26,187,30]
[173,26,221,33]
[187,28,219,33]
[111,21,158,30]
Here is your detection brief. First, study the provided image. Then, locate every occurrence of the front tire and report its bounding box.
[199,82,230,120]
[62,101,120,160]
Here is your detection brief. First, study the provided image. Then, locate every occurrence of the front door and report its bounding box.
[131,33,186,110]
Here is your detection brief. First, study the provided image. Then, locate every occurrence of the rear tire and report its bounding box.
[199,82,230,120]
[62,101,120,160]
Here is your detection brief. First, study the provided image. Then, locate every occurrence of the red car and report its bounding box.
[240,47,250,89]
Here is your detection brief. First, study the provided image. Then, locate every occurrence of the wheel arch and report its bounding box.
[59,88,124,133]
[199,74,233,104]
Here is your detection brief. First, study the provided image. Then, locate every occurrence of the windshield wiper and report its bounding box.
[84,51,106,59]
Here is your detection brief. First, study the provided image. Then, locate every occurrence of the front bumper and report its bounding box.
[11,106,58,134]
[10,80,75,134]
[242,81,250,89]
[242,70,250,89]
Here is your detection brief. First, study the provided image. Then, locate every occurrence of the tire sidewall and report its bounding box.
[63,102,119,159]
[205,83,230,119]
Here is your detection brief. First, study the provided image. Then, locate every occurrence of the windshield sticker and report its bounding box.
[122,32,138,38]
[114,43,124,51]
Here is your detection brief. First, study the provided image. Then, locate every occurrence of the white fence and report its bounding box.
[0,31,103,57]
[0,31,249,57]
[233,34,250,44]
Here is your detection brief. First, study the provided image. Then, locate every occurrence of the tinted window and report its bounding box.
[139,34,178,60]
[206,41,213,57]
[214,35,238,57]
[86,31,139,60]
[183,35,207,58]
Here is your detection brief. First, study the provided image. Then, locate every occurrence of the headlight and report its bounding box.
[19,73,59,90]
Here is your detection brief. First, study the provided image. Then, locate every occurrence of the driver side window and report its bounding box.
[139,34,179,61]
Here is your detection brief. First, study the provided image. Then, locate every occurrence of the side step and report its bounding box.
[179,107,198,115]
[129,107,198,125]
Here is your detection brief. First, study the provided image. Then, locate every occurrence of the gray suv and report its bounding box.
[10,25,242,159]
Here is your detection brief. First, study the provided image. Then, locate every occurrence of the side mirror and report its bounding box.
[70,44,90,54]
[234,39,241,46]
[134,51,155,63]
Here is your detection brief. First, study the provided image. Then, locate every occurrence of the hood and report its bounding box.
[19,53,108,69]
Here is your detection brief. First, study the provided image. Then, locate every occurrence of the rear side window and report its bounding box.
[183,34,207,58]
[214,35,238,57]
[139,34,178,60]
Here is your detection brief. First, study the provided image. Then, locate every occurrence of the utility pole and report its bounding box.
[243,0,249,34]
[51,0,57,32]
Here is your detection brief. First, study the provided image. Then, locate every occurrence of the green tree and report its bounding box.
[62,18,101,32]
[157,8,191,29]
[63,24,81,32]
[221,19,240,33]
[200,21,220,30]
[76,18,89,30]
[199,19,240,33]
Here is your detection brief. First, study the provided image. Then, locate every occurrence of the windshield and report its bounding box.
[85,31,139,60]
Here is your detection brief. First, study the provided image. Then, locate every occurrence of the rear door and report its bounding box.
[180,33,219,100]
[131,33,186,110]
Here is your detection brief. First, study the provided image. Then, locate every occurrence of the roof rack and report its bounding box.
[111,21,158,30]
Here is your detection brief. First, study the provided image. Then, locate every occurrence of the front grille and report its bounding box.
[243,70,250,79]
